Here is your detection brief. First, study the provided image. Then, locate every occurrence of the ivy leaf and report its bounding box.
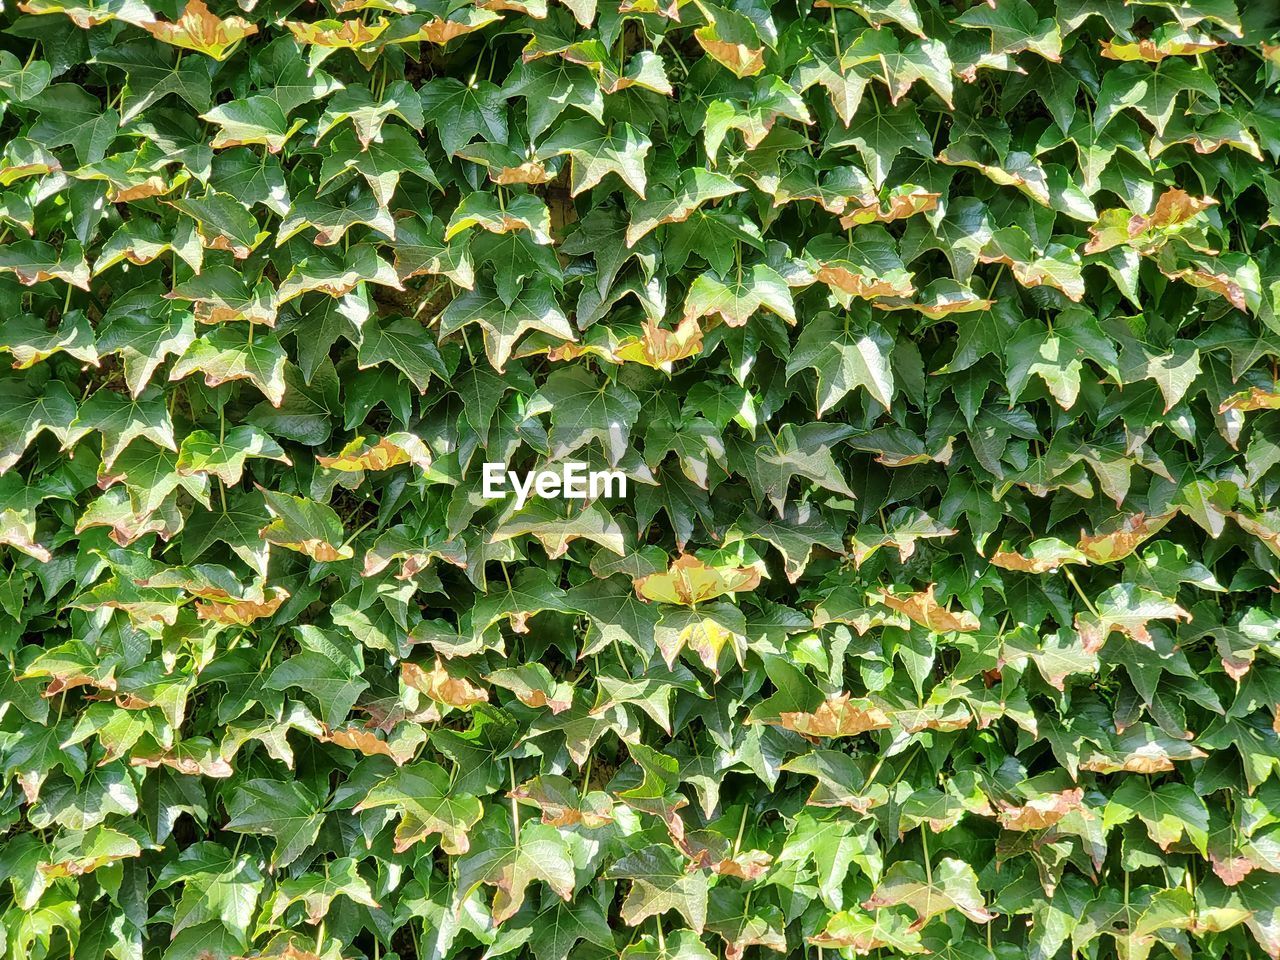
[357,316,450,393]
[74,386,175,470]
[491,499,626,559]
[321,127,439,209]
[810,909,925,955]
[268,855,378,923]
[0,50,51,101]
[540,118,652,197]
[626,169,745,246]
[503,56,604,141]
[142,0,258,60]
[606,844,710,932]
[826,100,932,187]
[528,894,615,960]
[877,585,980,633]
[95,40,212,122]
[634,553,760,606]
[457,822,576,922]
[683,264,795,327]
[953,0,1062,64]
[224,779,325,869]
[694,3,766,78]
[0,239,91,289]
[1094,59,1219,135]
[1104,780,1210,854]
[258,489,354,562]
[355,761,485,853]
[169,329,288,406]
[786,312,894,414]
[863,858,995,930]
[420,78,508,157]
[527,366,641,465]
[1075,584,1191,653]
[440,280,575,372]
[813,0,923,35]
[167,265,277,326]
[26,85,118,164]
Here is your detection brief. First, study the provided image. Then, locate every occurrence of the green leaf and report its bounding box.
[683,264,795,327]
[528,366,642,465]
[224,778,326,869]
[176,426,290,485]
[864,857,995,929]
[420,77,508,157]
[540,118,652,197]
[626,169,745,246]
[440,280,574,372]
[355,761,485,853]
[1104,780,1210,854]
[457,822,576,922]
[169,329,288,405]
[258,489,354,562]
[606,844,710,932]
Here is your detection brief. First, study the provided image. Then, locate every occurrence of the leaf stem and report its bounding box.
[829,10,841,73]
[342,515,377,549]
[921,820,931,887]
[510,755,520,848]
[1063,566,1098,618]
[732,802,748,857]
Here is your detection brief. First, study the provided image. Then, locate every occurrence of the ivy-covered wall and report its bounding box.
[2,0,1280,958]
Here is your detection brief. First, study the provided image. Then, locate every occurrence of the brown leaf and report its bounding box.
[285,17,388,47]
[1100,35,1223,62]
[996,788,1084,831]
[402,658,490,708]
[317,433,432,473]
[990,540,1088,573]
[1211,850,1255,886]
[634,552,761,606]
[142,0,258,60]
[1160,263,1248,311]
[512,775,614,828]
[492,161,553,185]
[672,827,772,879]
[613,316,704,368]
[814,264,915,299]
[779,693,891,738]
[1219,386,1280,413]
[129,739,233,778]
[876,585,980,633]
[1077,512,1172,563]
[838,188,939,228]
[195,587,288,626]
[319,723,422,765]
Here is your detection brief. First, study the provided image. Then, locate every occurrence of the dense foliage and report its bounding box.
[3,0,1280,957]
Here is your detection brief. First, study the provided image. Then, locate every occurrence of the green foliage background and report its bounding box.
[4,0,1280,957]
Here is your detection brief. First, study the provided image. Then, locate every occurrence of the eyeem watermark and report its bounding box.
[482,462,627,509]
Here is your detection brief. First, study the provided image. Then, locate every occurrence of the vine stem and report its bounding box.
[1063,566,1099,618]
[510,755,520,848]
[218,406,227,511]
[732,803,748,857]
[921,820,932,887]
[341,515,377,549]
